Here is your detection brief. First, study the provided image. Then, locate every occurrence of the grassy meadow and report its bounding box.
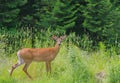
[0,32,120,83]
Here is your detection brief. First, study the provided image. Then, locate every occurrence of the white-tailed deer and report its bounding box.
[10,35,66,79]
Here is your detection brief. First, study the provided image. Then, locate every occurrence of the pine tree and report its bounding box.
[0,0,27,28]
[51,0,77,33]
[104,0,120,43]
[83,0,112,41]
[83,0,120,44]
[69,0,88,34]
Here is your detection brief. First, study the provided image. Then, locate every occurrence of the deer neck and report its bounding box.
[54,44,60,54]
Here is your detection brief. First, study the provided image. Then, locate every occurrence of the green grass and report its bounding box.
[0,43,120,83]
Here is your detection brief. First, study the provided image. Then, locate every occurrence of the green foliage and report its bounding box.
[83,0,111,34]
[108,57,120,83]
[0,28,33,54]
[0,35,6,57]
[0,0,27,27]
[44,0,77,33]
[0,27,64,55]
[0,0,120,47]
[83,0,120,44]
[67,33,93,51]
[68,44,92,83]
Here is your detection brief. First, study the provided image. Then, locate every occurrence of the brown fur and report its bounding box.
[20,46,59,62]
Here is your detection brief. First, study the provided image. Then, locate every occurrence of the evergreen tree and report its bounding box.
[83,0,112,41]
[69,0,88,35]
[83,0,120,44]
[0,0,27,28]
[33,0,56,28]
[18,0,56,28]
[104,0,120,43]
[51,0,77,33]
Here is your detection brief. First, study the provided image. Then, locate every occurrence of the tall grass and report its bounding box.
[0,29,120,83]
[0,43,119,83]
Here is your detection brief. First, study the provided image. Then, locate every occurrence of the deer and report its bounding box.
[9,35,66,79]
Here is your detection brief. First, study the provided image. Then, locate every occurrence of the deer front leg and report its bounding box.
[23,63,32,79]
[46,61,51,73]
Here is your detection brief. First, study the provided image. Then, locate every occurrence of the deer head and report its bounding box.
[52,35,66,45]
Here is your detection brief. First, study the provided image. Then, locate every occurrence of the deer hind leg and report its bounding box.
[23,62,32,79]
[10,52,24,76]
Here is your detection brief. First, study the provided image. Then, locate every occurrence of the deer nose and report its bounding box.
[57,41,61,45]
[59,43,61,45]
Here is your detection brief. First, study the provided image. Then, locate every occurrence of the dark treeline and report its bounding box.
[0,0,120,54]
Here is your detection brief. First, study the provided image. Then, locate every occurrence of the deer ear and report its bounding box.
[60,35,66,40]
[52,36,58,40]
